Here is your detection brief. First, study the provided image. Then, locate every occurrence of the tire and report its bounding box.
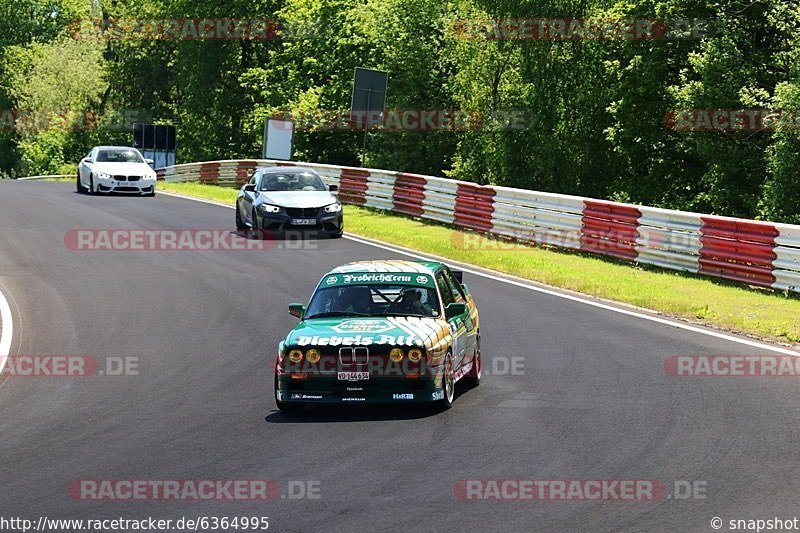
[463,334,482,387]
[236,205,246,230]
[88,174,95,195]
[251,209,259,230]
[276,399,305,413]
[76,173,87,194]
[328,230,343,239]
[438,351,455,410]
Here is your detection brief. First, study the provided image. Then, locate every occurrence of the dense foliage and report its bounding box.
[1,0,798,222]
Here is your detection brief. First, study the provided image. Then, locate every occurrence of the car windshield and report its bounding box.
[95,149,144,163]
[260,171,326,192]
[306,284,441,319]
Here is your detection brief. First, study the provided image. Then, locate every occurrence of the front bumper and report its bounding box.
[96,175,156,194]
[275,374,445,404]
[259,209,343,234]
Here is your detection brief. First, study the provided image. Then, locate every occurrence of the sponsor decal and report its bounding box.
[290,393,322,400]
[342,397,366,402]
[296,334,421,347]
[393,393,414,400]
[331,319,394,334]
[432,391,444,401]
[323,273,435,287]
[346,387,364,392]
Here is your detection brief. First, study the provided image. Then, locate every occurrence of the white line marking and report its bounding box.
[0,287,13,371]
[155,188,800,356]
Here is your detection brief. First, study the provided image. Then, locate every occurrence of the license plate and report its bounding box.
[338,371,369,381]
[291,218,316,225]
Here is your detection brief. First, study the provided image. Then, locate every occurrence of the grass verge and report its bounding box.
[159,181,800,344]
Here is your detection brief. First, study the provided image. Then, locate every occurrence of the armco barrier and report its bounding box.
[148,159,800,294]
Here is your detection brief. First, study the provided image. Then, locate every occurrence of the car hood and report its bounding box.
[258,191,336,208]
[92,162,155,176]
[286,316,451,352]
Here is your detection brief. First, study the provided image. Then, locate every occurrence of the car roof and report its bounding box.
[327,260,444,276]
[256,166,317,174]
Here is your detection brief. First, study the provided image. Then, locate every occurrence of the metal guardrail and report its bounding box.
[33,157,782,294]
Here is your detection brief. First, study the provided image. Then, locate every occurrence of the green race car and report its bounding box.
[274,260,481,412]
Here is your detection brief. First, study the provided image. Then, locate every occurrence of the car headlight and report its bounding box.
[96,172,111,180]
[389,348,404,363]
[260,204,281,213]
[306,349,321,363]
[408,348,423,363]
[288,349,303,363]
[323,202,342,213]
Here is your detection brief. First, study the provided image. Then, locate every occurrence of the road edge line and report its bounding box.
[0,286,13,372]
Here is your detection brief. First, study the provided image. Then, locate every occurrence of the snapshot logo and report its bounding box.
[665,109,800,132]
[0,356,138,377]
[270,108,535,132]
[0,109,151,133]
[64,229,318,252]
[67,480,321,501]
[453,18,713,40]
[665,355,800,377]
[453,479,707,501]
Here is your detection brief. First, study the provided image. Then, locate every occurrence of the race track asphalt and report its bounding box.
[1,180,799,532]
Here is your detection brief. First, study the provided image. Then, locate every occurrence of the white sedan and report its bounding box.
[77,146,157,196]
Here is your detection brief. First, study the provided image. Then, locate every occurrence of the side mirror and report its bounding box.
[328,184,339,192]
[445,302,467,320]
[84,158,93,163]
[144,158,155,166]
[461,283,470,295]
[244,184,256,192]
[288,303,306,319]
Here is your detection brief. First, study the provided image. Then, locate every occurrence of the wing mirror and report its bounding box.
[288,303,306,319]
[445,302,467,320]
[144,158,155,166]
[328,184,339,192]
[244,184,256,192]
[84,158,93,163]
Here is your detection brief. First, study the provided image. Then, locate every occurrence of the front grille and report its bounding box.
[115,186,139,192]
[113,175,127,181]
[128,176,141,182]
[339,347,369,366]
[286,207,320,218]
